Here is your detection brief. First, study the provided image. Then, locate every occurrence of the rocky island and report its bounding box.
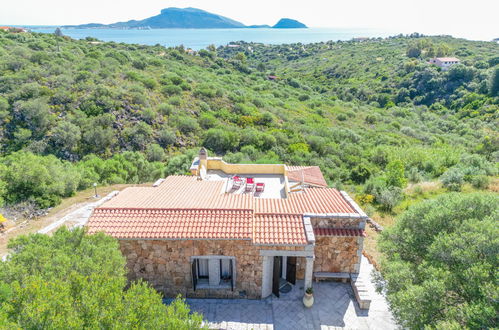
[63,7,307,29]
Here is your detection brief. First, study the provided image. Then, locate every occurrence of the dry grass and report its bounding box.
[0,183,150,256]
[488,177,499,192]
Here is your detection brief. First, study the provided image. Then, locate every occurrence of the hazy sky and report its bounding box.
[2,0,498,40]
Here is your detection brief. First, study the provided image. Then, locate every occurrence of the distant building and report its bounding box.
[267,75,278,81]
[0,26,27,33]
[428,57,460,70]
[352,37,369,42]
[227,44,241,48]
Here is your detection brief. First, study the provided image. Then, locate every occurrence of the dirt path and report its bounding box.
[0,183,147,257]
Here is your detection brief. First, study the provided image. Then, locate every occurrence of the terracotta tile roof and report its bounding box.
[87,208,253,240]
[253,214,307,245]
[286,166,328,187]
[101,176,253,210]
[255,188,355,215]
[88,175,359,245]
[314,228,366,237]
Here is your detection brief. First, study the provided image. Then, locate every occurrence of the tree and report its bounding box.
[235,52,247,65]
[0,227,204,328]
[0,151,80,207]
[146,143,166,162]
[54,27,64,37]
[203,128,240,153]
[385,160,407,188]
[378,193,499,329]
[490,67,499,96]
[14,98,52,138]
[406,46,421,58]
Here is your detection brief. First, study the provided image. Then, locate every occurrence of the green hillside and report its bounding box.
[0,31,497,209]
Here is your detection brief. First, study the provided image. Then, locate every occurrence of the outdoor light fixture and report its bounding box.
[93,183,98,198]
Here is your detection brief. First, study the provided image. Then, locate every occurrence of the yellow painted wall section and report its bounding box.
[206,159,286,175]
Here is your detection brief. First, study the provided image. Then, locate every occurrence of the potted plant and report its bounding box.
[303,287,314,308]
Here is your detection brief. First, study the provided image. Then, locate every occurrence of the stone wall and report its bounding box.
[313,236,362,273]
[310,217,362,229]
[119,239,305,299]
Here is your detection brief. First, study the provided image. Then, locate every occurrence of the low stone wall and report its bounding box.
[119,239,305,299]
[313,236,362,273]
[310,217,362,229]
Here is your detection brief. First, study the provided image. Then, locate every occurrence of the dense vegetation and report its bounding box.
[0,227,204,328]
[0,31,496,211]
[0,28,497,329]
[378,193,498,329]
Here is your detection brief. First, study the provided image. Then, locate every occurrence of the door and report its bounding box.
[191,260,198,291]
[272,256,281,297]
[286,256,297,285]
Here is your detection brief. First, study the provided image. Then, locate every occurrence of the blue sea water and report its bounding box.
[29,27,396,49]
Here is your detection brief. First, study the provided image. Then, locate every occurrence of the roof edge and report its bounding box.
[339,191,368,218]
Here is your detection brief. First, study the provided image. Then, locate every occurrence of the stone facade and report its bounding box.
[310,216,362,229]
[119,239,306,299]
[313,236,362,273]
[118,216,365,299]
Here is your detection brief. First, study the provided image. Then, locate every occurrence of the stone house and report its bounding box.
[87,149,367,299]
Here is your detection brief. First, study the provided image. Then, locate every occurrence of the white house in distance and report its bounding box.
[428,57,460,70]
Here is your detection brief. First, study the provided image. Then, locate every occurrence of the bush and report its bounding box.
[0,152,80,208]
[158,103,173,116]
[0,227,204,328]
[379,193,498,329]
[175,117,199,134]
[376,187,403,211]
[203,128,240,153]
[470,175,490,189]
[161,84,182,96]
[146,144,166,162]
[440,167,465,191]
[157,128,176,147]
[385,160,407,188]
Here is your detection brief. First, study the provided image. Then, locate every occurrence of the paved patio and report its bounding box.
[180,257,397,329]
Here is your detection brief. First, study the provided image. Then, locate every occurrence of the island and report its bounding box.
[272,18,308,29]
[63,7,307,29]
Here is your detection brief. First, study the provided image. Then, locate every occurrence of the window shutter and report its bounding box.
[230,259,234,291]
[191,260,197,291]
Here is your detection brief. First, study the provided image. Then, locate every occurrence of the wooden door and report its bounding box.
[286,256,297,285]
[272,256,281,297]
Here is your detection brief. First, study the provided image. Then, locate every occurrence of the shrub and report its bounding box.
[175,117,199,134]
[336,113,348,121]
[385,160,407,188]
[157,128,176,147]
[470,175,490,189]
[158,103,173,116]
[440,167,465,191]
[0,227,204,328]
[161,84,182,96]
[203,128,240,153]
[376,187,403,211]
[0,152,80,208]
[379,193,498,329]
[146,144,166,162]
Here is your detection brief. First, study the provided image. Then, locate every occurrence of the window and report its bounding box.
[191,256,235,290]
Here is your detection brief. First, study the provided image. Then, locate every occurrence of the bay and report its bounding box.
[29,27,396,50]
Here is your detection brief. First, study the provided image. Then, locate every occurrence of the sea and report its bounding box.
[29,27,396,50]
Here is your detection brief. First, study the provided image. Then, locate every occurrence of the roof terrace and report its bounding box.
[190,148,328,200]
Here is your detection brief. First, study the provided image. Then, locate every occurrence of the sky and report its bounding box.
[1,0,498,40]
